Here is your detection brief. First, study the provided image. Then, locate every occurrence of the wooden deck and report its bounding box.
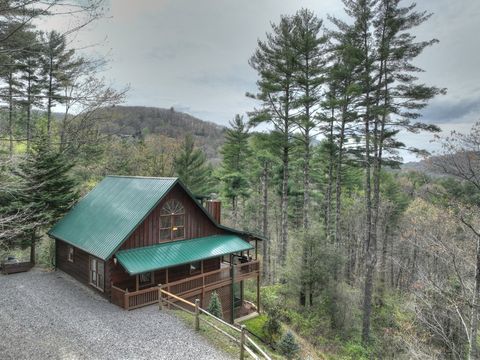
[111,260,260,311]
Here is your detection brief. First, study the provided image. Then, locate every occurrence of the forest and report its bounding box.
[0,0,479,359]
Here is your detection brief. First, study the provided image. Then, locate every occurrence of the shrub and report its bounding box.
[263,306,282,344]
[207,291,223,318]
[278,331,300,359]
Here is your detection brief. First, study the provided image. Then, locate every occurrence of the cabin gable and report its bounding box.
[120,183,223,250]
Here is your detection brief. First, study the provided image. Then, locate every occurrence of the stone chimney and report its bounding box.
[205,200,221,224]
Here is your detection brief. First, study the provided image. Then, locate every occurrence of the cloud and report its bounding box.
[421,97,480,124]
[44,0,480,161]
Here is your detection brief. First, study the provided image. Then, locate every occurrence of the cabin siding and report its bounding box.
[120,184,223,250]
[56,240,108,298]
[56,240,90,285]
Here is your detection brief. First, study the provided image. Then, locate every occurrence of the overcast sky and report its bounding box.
[61,0,480,162]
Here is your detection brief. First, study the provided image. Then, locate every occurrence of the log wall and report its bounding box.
[56,240,107,298]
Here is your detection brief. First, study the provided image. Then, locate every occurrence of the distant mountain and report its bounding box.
[99,106,227,163]
[401,156,451,178]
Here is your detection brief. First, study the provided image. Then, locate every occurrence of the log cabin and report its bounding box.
[48,176,263,322]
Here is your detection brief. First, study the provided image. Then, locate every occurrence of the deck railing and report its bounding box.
[112,260,260,311]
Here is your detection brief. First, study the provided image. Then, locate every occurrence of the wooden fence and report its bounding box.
[159,288,271,360]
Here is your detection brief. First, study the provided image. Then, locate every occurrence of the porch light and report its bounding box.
[113,257,117,265]
[172,227,178,231]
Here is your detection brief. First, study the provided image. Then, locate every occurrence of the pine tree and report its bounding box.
[18,29,43,152]
[16,132,78,264]
[219,115,251,226]
[207,291,223,318]
[174,134,213,196]
[249,132,279,283]
[40,31,81,140]
[249,14,299,267]
[278,331,300,360]
[291,8,327,230]
[0,21,27,157]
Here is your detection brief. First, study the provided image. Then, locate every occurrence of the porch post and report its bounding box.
[255,239,258,260]
[230,254,234,324]
[257,273,260,313]
[135,275,139,291]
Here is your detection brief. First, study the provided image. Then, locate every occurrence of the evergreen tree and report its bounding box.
[16,132,78,264]
[40,31,82,140]
[18,29,43,152]
[207,291,223,318]
[0,21,27,157]
[249,14,299,267]
[218,114,251,226]
[291,8,327,230]
[174,134,213,196]
[249,132,279,282]
[278,331,300,359]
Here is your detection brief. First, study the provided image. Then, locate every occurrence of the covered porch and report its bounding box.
[110,234,261,320]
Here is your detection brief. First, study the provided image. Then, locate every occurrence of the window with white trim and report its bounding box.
[67,246,74,263]
[159,200,185,241]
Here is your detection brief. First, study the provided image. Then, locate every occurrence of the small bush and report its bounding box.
[278,331,300,359]
[263,306,282,344]
[207,291,223,319]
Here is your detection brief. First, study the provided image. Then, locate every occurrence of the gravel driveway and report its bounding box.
[0,269,232,360]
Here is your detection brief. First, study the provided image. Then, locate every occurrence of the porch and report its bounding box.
[111,259,260,312]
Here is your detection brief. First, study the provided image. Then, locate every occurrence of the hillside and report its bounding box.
[99,106,227,163]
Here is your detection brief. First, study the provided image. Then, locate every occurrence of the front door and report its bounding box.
[90,257,104,292]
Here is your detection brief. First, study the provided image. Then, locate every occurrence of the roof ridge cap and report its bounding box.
[106,175,178,180]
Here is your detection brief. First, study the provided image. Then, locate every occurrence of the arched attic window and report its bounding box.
[159,200,185,241]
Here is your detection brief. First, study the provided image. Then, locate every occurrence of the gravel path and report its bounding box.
[0,269,232,360]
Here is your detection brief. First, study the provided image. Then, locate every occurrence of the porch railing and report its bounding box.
[112,260,260,311]
[111,284,159,310]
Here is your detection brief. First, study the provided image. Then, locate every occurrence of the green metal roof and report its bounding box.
[115,234,254,275]
[48,176,177,260]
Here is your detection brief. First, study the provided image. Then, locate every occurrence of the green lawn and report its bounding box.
[243,314,268,342]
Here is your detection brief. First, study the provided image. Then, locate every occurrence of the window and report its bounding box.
[139,272,154,287]
[190,261,201,275]
[67,246,74,263]
[89,257,104,292]
[160,200,185,241]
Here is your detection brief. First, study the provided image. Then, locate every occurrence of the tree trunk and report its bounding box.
[279,84,290,268]
[379,222,388,300]
[280,141,289,267]
[300,128,311,306]
[26,73,32,153]
[8,72,13,158]
[30,230,36,265]
[232,196,237,228]
[303,130,310,230]
[261,162,269,283]
[325,111,335,242]
[469,236,480,359]
[47,56,53,140]
[334,109,347,245]
[361,36,375,343]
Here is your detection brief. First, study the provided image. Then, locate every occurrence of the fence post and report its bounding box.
[195,298,200,331]
[158,284,163,310]
[240,325,246,360]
